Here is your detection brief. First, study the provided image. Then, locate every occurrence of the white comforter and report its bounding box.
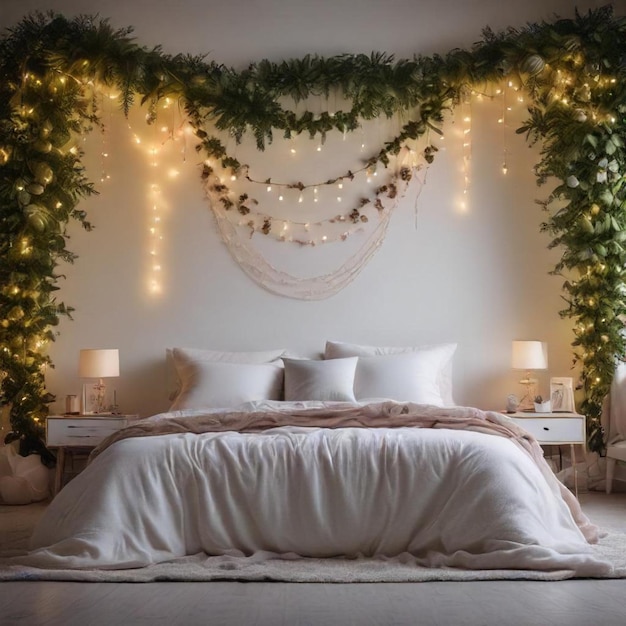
[26,402,612,575]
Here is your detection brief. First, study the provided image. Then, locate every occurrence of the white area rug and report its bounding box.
[1,498,625,582]
[1,534,625,582]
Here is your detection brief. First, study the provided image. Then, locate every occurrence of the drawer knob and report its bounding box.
[543,427,550,431]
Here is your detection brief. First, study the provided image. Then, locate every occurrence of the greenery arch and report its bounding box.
[1,6,625,454]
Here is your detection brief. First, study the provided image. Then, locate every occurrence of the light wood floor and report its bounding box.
[0,492,624,626]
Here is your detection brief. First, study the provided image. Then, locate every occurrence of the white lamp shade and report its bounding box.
[78,349,120,378]
[511,341,547,370]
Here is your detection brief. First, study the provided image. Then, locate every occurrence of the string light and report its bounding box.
[458,90,472,212]
[99,92,114,183]
[127,96,191,297]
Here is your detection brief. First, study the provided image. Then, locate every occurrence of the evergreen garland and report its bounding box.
[1,6,625,454]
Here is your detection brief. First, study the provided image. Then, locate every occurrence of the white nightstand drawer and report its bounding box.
[507,414,585,444]
[47,416,133,447]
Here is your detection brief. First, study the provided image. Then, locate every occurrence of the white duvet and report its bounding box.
[26,402,612,575]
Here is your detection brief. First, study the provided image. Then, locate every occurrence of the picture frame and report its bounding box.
[550,377,575,413]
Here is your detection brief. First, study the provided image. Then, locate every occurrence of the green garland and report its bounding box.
[1,7,625,453]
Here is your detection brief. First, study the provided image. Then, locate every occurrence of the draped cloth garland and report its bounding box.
[211,206,394,299]
[203,146,428,299]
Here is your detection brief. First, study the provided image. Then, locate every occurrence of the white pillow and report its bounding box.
[167,347,289,402]
[283,357,357,402]
[352,352,448,405]
[169,359,284,410]
[324,341,457,406]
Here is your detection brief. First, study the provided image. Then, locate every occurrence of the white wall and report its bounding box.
[3,0,617,418]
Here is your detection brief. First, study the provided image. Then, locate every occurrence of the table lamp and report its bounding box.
[79,349,120,414]
[511,340,547,411]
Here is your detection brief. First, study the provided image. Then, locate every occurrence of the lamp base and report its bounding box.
[81,380,109,414]
[518,377,538,412]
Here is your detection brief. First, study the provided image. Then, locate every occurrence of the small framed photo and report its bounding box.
[550,377,575,413]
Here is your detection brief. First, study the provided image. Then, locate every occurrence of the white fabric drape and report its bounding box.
[607,361,626,444]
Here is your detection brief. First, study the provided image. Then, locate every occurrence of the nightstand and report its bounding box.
[504,411,585,497]
[46,414,139,496]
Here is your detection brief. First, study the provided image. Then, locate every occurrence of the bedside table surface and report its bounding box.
[504,411,580,418]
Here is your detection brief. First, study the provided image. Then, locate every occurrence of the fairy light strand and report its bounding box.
[459,91,472,212]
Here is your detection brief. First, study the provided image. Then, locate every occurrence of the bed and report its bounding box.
[23,343,614,576]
